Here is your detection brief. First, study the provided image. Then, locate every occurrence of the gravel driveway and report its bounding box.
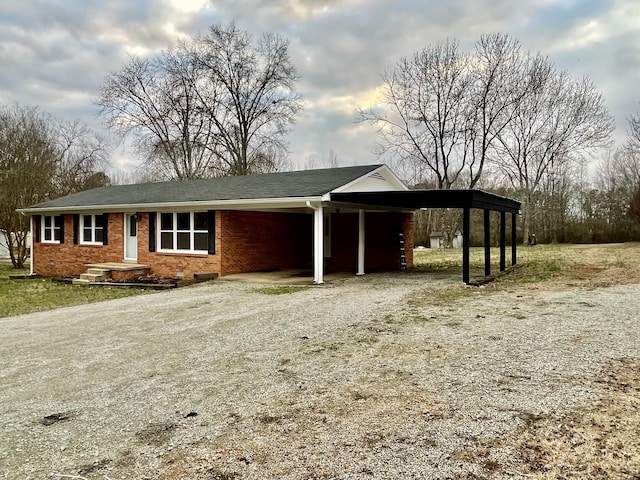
[1,272,639,479]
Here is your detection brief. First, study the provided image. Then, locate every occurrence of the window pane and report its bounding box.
[161,213,173,230]
[161,232,173,249]
[54,216,62,228]
[95,227,104,243]
[94,215,104,228]
[83,228,92,242]
[44,216,52,228]
[177,232,190,250]
[83,215,92,228]
[194,212,208,230]
[129,216,137,236]
[54,228,61,242]
[44,229,52,241]
[177,213,190,231]
[194,232,208,251]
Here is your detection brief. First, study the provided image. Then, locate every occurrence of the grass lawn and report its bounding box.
[2,242,639,319]
[413,241,640,288]
[0,264,149,318]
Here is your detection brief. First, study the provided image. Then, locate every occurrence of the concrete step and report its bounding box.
[80,273,108,282]
[72,278,91,285]
[87,268,110,276]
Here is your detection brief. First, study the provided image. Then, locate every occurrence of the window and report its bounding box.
[158,212,208,253]
[43,215,62,243]
[81,214,104,244]
[128,215,137,237]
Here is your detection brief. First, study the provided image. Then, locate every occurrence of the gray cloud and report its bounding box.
[0,0,638,172]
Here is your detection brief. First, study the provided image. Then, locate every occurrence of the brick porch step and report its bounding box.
[80,271,109,282]
[85,262,151,272]
[74,262,152,284]
[87,267,110,276]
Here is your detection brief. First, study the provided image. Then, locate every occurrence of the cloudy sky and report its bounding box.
[1,0,639,176]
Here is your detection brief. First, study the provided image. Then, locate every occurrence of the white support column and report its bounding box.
[357,209,365,275]
[29,215,34,276]
[313,204,324,284]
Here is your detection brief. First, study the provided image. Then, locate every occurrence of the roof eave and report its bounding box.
[17,196,326,215]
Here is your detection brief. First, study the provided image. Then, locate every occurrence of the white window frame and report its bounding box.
[42,215,61,244]
[157,212,208,254]
[80,214,104,245]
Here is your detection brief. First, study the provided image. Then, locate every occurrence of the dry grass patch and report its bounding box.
[514,359,640,479]
[513,243,640,288]
[152,382,443,479]
[413,242,640,294]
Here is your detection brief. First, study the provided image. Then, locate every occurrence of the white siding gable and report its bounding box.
[331,165,407,193]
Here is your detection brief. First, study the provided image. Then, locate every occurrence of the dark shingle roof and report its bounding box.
[25,165,383,211]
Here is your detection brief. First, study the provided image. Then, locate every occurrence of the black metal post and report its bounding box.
[463,207,470,284]
[484,209,491,277]
[511,212,517,266]
[500,211,506,271]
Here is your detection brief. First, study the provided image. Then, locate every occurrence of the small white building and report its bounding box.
[452,231,463,249]
[0,235,9,258]
[0,231,31,259]
[429,232,444,249]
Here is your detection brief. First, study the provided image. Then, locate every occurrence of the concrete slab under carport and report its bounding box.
[218,267,476,286]
[218,269,354,285]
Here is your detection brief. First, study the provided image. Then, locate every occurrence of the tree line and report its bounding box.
[2,25,640,269]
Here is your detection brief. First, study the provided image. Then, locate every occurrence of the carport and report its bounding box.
[331,189,522,284]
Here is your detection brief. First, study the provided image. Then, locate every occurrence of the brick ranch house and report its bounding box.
[19,165,415,284]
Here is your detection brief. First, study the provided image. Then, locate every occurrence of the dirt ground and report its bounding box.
[1,244,640,479]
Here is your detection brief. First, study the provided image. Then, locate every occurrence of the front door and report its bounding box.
[124,214,138,261]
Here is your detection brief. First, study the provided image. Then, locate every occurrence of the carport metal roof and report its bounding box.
[330,189,521,214]
[331,189,522,285]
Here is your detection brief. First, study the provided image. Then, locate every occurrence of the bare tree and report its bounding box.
[598,147,640,193]
[54,120,110,195]
[359,35,533,189]
[629,186,640,224]
[359,39,473,188]
[567,147,640,243]
[495,56,614,241]
[97,44,219,180]
[0,106,57,268]
[97,23,301,180]
[304,149,339,170]
[615,106,640,230]
[463,34,530,188]
[628,104,640,153]
[0,105,108,268]
[194,23,302,176]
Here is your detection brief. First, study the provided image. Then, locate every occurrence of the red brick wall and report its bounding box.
[33,214,124,277]
[329,211,414,272]
[219,211,312,275]
[32,209,413,279]
[328,213,358,271]
[136,212,221,279]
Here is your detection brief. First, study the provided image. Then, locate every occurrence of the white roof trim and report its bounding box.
[330,165,408,194]
[18,196,324,215]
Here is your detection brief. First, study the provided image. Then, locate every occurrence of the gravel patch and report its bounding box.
[0,272,638,479]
